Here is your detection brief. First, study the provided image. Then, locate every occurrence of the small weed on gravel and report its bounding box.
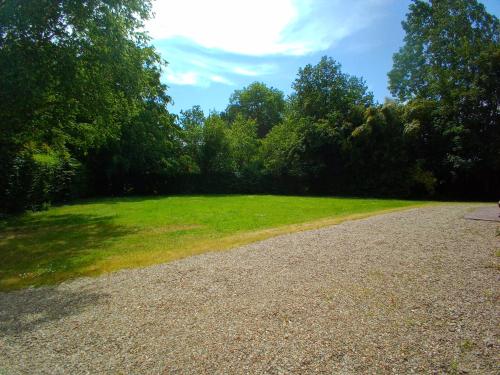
[448,359,460,375]
[460,339,475,352]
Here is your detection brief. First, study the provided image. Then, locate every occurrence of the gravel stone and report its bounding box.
[0,205,499,374]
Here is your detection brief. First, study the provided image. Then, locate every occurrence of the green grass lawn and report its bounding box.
[0,195,431,291]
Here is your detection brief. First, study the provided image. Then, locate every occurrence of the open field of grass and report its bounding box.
[0,195,433,291]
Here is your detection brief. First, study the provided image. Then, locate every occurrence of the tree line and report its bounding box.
[1,0,499,213]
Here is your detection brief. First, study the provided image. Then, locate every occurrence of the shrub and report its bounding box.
[1,146,81,213]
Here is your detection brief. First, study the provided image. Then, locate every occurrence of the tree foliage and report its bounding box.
[389,0,499,103]
[0,0,176,211]
[389,0,500,197]
[226,115,260,177]
[225,82,285,138]
[291,56,374,122]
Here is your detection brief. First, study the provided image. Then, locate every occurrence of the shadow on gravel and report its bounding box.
[0,287,110,335]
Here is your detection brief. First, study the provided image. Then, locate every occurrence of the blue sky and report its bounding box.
[146,0,500,114]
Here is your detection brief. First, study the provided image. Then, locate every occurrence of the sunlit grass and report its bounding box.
[0,195,433,291]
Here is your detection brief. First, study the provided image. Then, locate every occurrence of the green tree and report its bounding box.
[346,103,418,196]
[179,105,206,130]
[199,114,232,177]
[178,105,206,174]
[291,56,374,122]
[226,114,260,177]
[225,82,285,138]
[389,0,500,198]
[0,0,171,210]
[0,0,165,152]
[260,117,303,191]
[264,57,375,194]
[260,115,340,193]
[89,102,182,195]
[389,0,499,103]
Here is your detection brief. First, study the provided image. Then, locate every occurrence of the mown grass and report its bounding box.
[0,195,432,291]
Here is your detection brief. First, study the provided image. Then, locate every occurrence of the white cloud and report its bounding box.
[232,66,275,76]
[148,0,395,86]
[165,71,199,86]
[210,75,233,85]
[165,69,234,87]
[147,0,299,56]
[157,41,279,87]
[147,0,394,56]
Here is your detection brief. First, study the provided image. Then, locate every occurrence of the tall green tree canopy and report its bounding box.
[388,0,500,198]
[389,0,499,103]
[291,56,374,122]
[0,0,169,153]
[0,0,174,211]
[225,82,285,138]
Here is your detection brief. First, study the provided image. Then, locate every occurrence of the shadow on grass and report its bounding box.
[0,214,136,290]
[0,287,110,334]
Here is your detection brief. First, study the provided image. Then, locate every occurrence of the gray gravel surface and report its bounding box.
[0,205,499,374]
[464,206,500,222]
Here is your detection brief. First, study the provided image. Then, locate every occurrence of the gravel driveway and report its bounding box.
[0,205,498,374]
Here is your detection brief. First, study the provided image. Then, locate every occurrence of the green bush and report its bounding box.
[1,146,81,213]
